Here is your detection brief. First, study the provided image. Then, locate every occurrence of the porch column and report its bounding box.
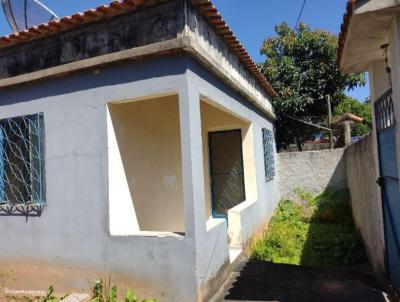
[179,82,207,241]
[369,61,389,178]
[368,61,388,262]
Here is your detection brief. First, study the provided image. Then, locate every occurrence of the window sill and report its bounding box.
[110,231,185,239]
[228,199,257,214]
[206,217,226,232]
[0,203,45,217]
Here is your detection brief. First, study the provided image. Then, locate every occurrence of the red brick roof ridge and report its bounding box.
[0,0,277,98]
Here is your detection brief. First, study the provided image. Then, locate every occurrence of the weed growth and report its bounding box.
[0,280,156,302]
[38,286,59,302]
[250,189,368,267]
[91,279,156,302]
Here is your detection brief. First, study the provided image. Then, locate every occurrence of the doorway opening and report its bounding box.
[208,129,246,219]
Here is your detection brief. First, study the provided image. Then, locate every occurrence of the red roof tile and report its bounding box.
[0,0,277,98]
[337,0,358,67]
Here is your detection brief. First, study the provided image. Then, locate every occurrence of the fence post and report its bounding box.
[326,95,333,149]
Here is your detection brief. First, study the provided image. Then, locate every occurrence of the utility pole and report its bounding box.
[326,95,333,149]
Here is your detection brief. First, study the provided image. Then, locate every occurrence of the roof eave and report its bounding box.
[338,0,400,72]
[0,0,277,99]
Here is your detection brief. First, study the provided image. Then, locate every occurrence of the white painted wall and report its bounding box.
[346,135,386,278]
[369,60,390,101]
[184,64,280,298]
[278,149,348,201]
[0,57,197,302]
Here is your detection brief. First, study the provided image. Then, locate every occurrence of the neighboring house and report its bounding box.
[338,0,400,294]
[0,0,280,301]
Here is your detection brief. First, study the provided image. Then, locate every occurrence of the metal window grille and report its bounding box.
[375,88,395,132]
[262,128,275,182]
[0,113,45,206]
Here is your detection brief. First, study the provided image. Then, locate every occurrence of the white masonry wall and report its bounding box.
[184,58,280,299]
[0,56,197,302]
[0,53,280,302]
[277,149,348,201]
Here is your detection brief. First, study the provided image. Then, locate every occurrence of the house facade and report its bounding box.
[0,0,280,301]
[338,0,400,294]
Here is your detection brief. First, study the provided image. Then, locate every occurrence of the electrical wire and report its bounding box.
[295,0,308,30]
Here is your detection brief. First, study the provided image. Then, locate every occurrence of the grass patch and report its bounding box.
[250,189,368,267]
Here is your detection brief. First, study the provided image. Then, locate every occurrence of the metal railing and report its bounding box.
[263,128,275,181]
[375,88,395,132]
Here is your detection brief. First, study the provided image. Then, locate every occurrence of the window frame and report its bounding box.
[0,112,45,207]
[262,128,275,182]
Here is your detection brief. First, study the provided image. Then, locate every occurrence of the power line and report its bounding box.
[282,114,333,132]
[295,0,308,30]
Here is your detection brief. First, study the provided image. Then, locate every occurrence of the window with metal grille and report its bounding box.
[262,128,275,182]
[0,113,45,206]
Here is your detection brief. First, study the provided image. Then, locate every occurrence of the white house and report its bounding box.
[338,0,400,294]
[0,0,280,301]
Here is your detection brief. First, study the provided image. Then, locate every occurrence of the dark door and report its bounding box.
[208,130,246,219]
[375,89,400,293]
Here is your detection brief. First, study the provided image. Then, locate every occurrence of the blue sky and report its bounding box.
[0,0,369,101]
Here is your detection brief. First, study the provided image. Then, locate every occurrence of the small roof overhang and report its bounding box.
[338,0,400,74]
[333,113,364,125]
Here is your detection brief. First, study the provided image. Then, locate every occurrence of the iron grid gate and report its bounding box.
[375,88,400,293]
[375,88,395,132]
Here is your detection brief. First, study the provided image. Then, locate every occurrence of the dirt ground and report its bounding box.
[217,260,394,302]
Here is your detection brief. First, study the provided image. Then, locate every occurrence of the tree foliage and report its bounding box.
[334,97,372,137]
[259,23,366,150]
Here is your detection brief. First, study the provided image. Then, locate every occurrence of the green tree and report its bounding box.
[334,96,372,137]
[259,23,366,150]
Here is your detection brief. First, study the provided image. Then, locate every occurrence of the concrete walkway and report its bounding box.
[216,260,392,302]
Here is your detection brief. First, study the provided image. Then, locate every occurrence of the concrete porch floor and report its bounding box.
[214,260,393,302]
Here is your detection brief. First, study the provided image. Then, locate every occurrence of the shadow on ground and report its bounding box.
[221,260,388,302]
[220,190,391,301]
[299,189,367,267]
